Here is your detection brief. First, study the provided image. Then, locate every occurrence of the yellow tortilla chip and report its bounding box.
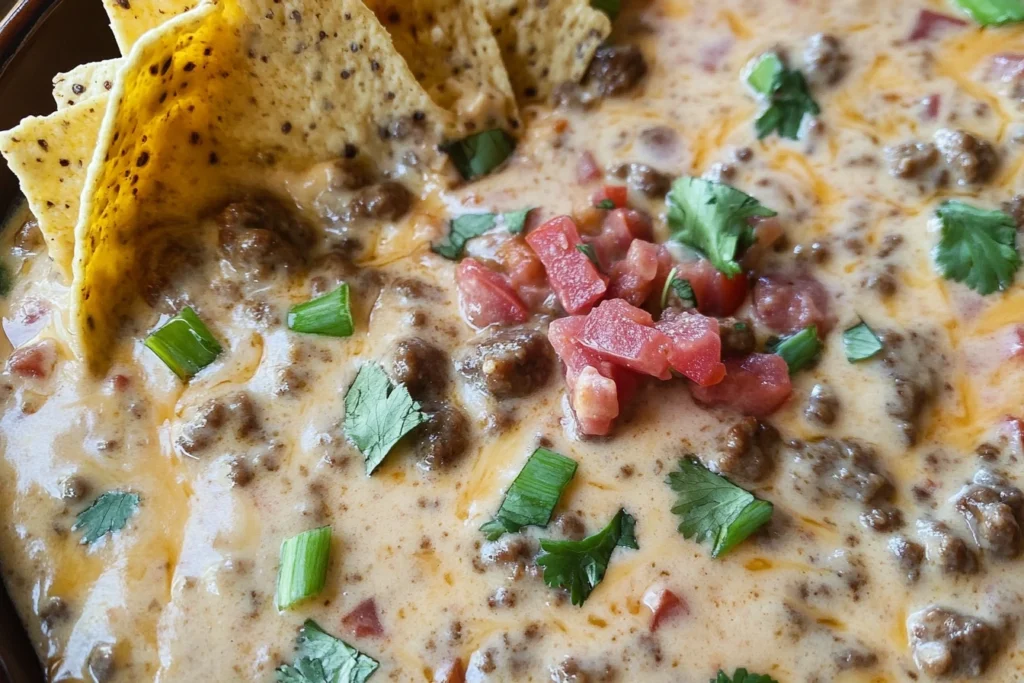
[367,0,519,135]
[0,97,108,280]
[53,60,121,110]
[72,0,460,374]
[483,0,610,101]
[102,0,197,52]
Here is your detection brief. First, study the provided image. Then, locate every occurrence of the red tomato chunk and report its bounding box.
[753,272,834,335]
[342,598,384,638]
[586,208,654,268]
[690,353,791,417]
[591,185,628,209]
[608,240,663,307]
[674,259,748,317]
[643,586,687,632]
[526,216,608,314]
[6,339,57,380]
[579,299,672,380]
[456,258,529,329]
[656,311,726,387]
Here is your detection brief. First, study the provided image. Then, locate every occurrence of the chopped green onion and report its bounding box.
[953,0,1024,24]
[276,526,332,610]
[843,321,883,363]
[144,307,222,380]
[576,243,600,266]
[481,447,578,540]
[590,0,621,20]
[660,267,696,309]
[442,129,516,180]
[745,52,784,96]
[767,325,822,374]
[595,199,616,210]
[287,284,354,337]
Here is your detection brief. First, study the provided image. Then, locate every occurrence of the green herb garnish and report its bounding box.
[442,129,516,181]
[745,52,784,96]
[766,325,822,374]
[433,208,534,259]
[288,284,354,338]
[576,243,600,266]
[343,363,426,475]
[595,199,616,210]
[144,307,222,380]
[276,526,332,610]
[72,491,140,545]
[501,208,533,235]
[481,447,578,540]
[660,266,696,309]
[754,67,820,140]
[537,508,637,606]
[953,0,1024,24]
[666,177,777,276]
[712,669,779,683]
[667,457,773,558]
[590,0,621,20]
[933,200,1020,295]
[842,321,883,363]
[276,620,378,683]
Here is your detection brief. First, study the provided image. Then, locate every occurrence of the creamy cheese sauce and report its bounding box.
[2,1,1024,682]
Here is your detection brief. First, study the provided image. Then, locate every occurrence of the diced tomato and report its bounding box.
[1001,416,1024,458]
[921,93,941,120]
[690,353,791,417]
[572,366,621,436]
[674,259,749,317]
[456,258,529,329]
[908,9,967,41]
[433,658,466,683]
[656,311,726,387]
[526,216,608,314]
[740,217,785,270]
[577,151,602,184]
[591,185,628,209]
[342,598,384,638]
[608,240,662,307]
[6,339,57,380]
[753,272,834,335]
[1009,326,1024,359]
[496,238,547,290]
[579,299,672,379]
[989,53,1024,82]
[643,586,687,632]
[587,209,654,267]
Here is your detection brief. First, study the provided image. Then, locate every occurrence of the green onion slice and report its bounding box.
[288,284,354,337]
[442,129,516,181]
[843,321,883,363]
[767,325,822,375]
[590,0,622,20]
[144,307,222,380]
[481,447,578,540]
[276,526,332,610]
[953,0,1024,25]
[745,52,784,96]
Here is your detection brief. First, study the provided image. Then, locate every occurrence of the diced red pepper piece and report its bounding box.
[342,598,384,638]
[579,299,672,380]
[456,258,529,329]
[673,259,749,317]
[908,9,967,41]
[690,353,791,417]
[591,185,628,209]
[753,272,834,335]
[656,311,726,387]
[643,586,687,632]
[608,239,662,307]
[526,216,608,314]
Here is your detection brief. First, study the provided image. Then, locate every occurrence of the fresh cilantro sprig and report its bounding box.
[73,491,140,545]
[713,669,779,683]
[537,508,637,606]
[276,620,378,683]
[933,200,1020,295]
[953,0,1024,25]
[842,321,883,363]
[433,208,534,259]
[754,67,820,140]
[661,266,696,309]
[666,177,777,276]
[766,325,822,374]
[667,458,773,558]
[343,363,426,475]
[481,447,578,540]
[442,129,516,181]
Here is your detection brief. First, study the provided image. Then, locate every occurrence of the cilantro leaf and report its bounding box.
[442,129,516,180]
[433,214,496,260]
[933,200,1020,295]
[660,266,696,309]
[343,363,426,475]
[537,508,637,606]
[276,620,378,683]
[766,325,822,374]
[595,199,616,210]
[501,208,534,235]
[72,491,140,545]
[576,243,600,267]
[754,67,820,140]
[712,669,779,683]
[953,0,1024,25]
[667,457,773,558]
[482,447,578,540]
[842,321,883,363]
[666,177,777,276]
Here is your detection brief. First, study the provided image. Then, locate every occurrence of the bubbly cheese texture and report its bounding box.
[1,1,1024,683]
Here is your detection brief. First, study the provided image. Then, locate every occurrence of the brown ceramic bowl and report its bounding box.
[0,2,118,681]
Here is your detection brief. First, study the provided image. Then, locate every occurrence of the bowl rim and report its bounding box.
[0,0,60,73]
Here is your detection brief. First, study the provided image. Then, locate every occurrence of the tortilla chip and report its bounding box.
[102,0,198,52]
[367,0,519,135]
[53,60,121,110]
[72,0,460,374]
[483,0,610,101]
[0,98,108,279]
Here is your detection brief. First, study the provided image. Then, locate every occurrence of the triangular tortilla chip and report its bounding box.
[53,60,121,110]
[72,0,464,374]
[0,98,108,279]
[102,0,198,52]
[483,0,610,101]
